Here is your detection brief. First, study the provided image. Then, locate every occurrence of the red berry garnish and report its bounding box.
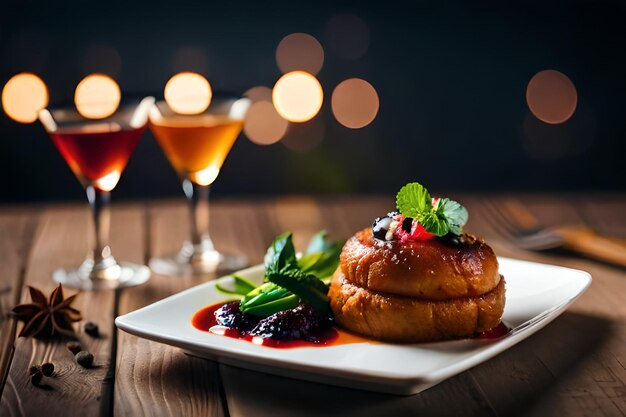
[394,217,435,242]
[409,222,436,241]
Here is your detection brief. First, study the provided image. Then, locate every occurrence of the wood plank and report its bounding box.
[0,203,143,417]
[2,195,622,416]
[221,365,496,417]
[519,198,626,417]
[113,200,261,417]
[0,210,40,395]
[465,196,626,416]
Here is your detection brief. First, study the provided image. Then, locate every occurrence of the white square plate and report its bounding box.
[115,257,591,395]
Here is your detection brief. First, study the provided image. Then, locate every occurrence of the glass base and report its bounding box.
[149,251,247,277]
[53,262,151,290]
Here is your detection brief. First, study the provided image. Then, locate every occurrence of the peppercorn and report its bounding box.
[66,341,82,355]
[84,321,99,337]
[76,351,94,368]
[41,362,54,377]
[30,371,42,386]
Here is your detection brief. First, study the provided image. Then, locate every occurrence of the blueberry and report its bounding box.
[372,216,394,240]
[402,217,414,232]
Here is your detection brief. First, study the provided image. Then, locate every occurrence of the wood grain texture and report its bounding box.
[112,200,260,417]
[0,206,117,417]
[0,195,625,417]
[467,196,626,417]
[0,210,40,396]
[0,203,147,417]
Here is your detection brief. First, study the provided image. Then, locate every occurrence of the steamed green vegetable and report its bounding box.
[215,274,257,298]
[216,230,343,317]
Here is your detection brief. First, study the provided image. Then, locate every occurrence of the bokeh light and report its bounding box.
[2,73,49,124]
[276,33,324,75]
[272,71,323,123]
[331,78,379,128]
[245,86,273,103]
[282,117,325,152]
[526,70,577,124]
[324,14,370,60]
[191,164,220,186]
[74,74,121,119]
[94,170,121,192]
[164,72,212,115]
[244,101,289,145]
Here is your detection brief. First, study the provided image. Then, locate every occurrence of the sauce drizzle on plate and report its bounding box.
[192,302,378,348]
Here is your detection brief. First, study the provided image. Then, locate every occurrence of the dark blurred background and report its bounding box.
[2,0,626,203]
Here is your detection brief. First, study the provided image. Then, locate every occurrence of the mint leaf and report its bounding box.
[417,211,449,237]
[396,183,432,218]
[438,198,469,235]
[395,182,469,237]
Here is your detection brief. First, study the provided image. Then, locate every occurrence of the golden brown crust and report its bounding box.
[329,270,506,343]
[340,228,500,300]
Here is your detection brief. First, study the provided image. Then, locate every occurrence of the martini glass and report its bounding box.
[38,97,155,290]
[148,95,250,276]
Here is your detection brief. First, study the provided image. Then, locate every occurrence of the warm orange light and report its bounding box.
[272,71,323,123]
[1,73,49,124]
[94,170,121,192]
[191,164,220,186]
[526,70,577,124]
[331,78,379,129]
[245,86,273,103]
[244,101,289,145]
[74,74,121,119]
[275,33,324,75]
[164,72,212,115]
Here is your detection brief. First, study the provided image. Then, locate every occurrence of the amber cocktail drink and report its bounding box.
[149,97,250,275]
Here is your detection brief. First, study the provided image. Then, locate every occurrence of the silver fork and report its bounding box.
[482,199,626,268]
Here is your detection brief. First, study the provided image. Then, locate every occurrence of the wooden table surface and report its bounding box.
[0,195,625,417]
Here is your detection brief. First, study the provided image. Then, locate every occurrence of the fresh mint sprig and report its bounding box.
[396,182,468,236]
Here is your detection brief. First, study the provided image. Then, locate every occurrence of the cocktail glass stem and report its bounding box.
[85,185,121,280]
[177,179,219,268]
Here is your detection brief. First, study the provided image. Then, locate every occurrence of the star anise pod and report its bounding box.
[10,284,82,339]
